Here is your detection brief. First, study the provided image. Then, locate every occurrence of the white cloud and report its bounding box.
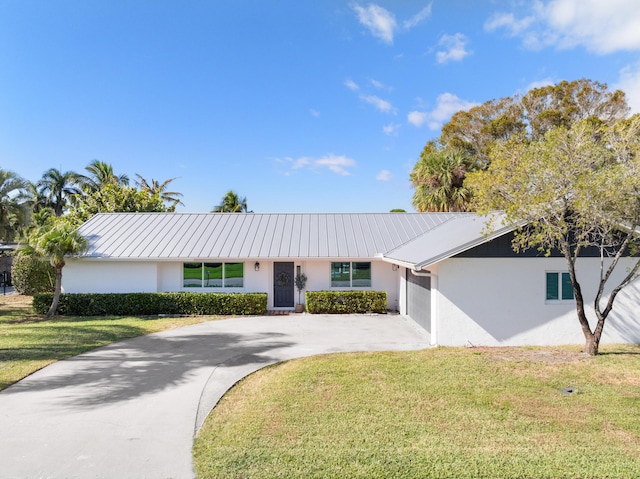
[615,62,640,113]
[314,154,357,176]
[436,33,471,64]
[403,3,432,30]
[360,94,396,114]
[407,111,428,127]
[524,77,555,91]
[276,154,356,176]
[351,3,397,44]
[370,79,393,92]
[486,0,640,54]
[309,109,320,117]
[408,93,478,130]
[344,78,360,91]
[376,169,393,181]
[383,122,401,135]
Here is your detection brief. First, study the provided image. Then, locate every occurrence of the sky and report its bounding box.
[1,0,639,214]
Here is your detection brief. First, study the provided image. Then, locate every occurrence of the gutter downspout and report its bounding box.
[410,268,438,348]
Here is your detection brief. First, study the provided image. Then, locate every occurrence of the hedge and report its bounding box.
[12,255,55,295]
[305,290,387,314]
[32,292,268,316]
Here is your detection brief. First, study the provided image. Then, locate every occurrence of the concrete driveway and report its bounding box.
[0,314,427,479]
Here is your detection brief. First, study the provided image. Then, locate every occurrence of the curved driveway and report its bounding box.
[0,314,427,479]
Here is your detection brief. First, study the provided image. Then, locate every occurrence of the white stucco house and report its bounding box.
[63,212,640,347]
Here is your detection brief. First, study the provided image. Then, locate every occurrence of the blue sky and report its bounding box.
[1,0,639,213]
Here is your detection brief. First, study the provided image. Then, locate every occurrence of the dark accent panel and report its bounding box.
[406,269,430,332]
[454,231,603,258]
[273,262,295,307]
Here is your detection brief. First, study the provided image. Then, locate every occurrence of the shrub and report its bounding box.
[305,290,387,314]
[12,255,55,295]
[32,292,268,316]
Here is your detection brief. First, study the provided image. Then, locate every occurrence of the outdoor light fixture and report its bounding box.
[254,262,260,271]
[392,264,399,271]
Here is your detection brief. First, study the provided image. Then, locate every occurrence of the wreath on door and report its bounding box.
[276,271,291,287]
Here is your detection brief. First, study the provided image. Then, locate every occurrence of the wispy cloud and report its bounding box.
[309,108,320,117]
[360,94,396,114]
[436,33,471,64]
[276,154,357,176]
[403,3,432,30]
[351,3,397,44]
[344,78,360,91]
[485,0,640,54]
[408,93,478,130]
[370,79,393,92]
[383,122,401,135]
[376,169,393,181]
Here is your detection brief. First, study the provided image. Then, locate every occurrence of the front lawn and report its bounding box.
[0,294,215,390]
[194,346,640,479]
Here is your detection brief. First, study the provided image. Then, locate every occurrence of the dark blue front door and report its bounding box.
[273,262,295,307]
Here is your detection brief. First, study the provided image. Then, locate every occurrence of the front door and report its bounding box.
[273,262,295,307]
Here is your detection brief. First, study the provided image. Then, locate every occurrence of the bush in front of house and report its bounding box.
[12,255,55,295]
[305,290,387,314]
[32,292,268,316]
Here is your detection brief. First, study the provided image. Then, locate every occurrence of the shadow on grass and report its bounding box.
[2,328,292,408]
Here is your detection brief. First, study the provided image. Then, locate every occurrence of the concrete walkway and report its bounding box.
[0,314,428,479]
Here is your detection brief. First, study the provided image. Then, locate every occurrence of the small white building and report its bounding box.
[64,212,640,347]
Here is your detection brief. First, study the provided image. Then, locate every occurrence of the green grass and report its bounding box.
[0,294,216,391]
[194,346,640,479]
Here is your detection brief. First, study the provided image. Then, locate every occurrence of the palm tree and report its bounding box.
[0,169,30,242]
[135,174,183,211]
[212,190,249,213]
[411,149,473,212]
[37,168,83,216]
[28,219,88,317]
[79,160,129,192]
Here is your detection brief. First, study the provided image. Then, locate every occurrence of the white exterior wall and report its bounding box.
[432,257,640,347]
[63,260,159,294]
[64,258,400,310]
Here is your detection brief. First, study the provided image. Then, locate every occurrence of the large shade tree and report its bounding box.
[0,168,30,242]
[36,168,83,216]
[412,79,629,212]
[212,190,249,213]
[467,116,640,356]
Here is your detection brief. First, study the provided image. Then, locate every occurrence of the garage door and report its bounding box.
[406,269,430,333]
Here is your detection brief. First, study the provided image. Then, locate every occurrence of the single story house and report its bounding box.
[64,212,640,347]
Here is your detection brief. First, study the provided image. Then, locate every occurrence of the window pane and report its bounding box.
[224,263,244,287]
[183,262,202,287]
[561,272,574,300]
[204,263,223,288]
[331,262,350,287]
[546,272,559,300]
[352,262,372,287]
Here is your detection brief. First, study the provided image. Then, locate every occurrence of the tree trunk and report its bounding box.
[46,266,63,318]
[584,332,599,356]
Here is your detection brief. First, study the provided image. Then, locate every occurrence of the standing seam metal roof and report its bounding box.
[78,212,462,260]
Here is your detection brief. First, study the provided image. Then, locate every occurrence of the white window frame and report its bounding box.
[330,261,372,288]
[182,262,244,289]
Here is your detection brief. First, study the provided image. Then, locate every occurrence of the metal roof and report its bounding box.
[380,213,513,269]
[78,212,467,261]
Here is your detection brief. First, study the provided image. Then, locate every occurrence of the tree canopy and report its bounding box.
[412,79,630,213]
[467,115,640,355]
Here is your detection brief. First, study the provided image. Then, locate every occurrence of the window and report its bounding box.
[331,262,371,287]
[546,272,574,301]
[183,262,243,288]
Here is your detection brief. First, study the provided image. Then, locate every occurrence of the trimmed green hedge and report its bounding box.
[305,290,387,314]
[32,292,268,316]
[12,255,55,295]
